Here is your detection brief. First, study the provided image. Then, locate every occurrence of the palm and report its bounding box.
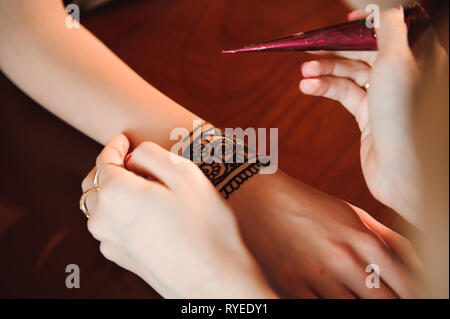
[299,8,429,225]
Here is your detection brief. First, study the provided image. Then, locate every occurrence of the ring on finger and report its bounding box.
[79,187,100,218]
[362,82,370,91]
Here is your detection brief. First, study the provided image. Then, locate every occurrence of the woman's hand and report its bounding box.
[227,171,424,298]
[81,134,276,299]
[299,7,423,226]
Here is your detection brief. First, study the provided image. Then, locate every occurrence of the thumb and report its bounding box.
[93,133,130,187]
[125,141,194,190]
[376,6,410,55]
[96,134,130,168]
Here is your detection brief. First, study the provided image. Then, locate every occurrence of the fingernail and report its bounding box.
[301,61,312,73]
[125,153,132,164]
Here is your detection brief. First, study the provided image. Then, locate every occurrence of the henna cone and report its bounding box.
[223,2,430,53]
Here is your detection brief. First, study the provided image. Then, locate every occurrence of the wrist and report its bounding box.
[179,121,273,200]
[226,169,283,214]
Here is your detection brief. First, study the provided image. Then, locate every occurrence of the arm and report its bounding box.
[0,0,197,148]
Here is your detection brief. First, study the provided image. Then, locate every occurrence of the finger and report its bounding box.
[347,9,367,21]
[301,59,371,87]
[306,51,378,66]
[126,141,198,191]
[81,167,99,219]
[89,136,167,220]
[94,134,131,187]
[81,186,99,220]
[349,273,397,299]
[325,244,398,298]
[81,167,96,192]
[87,168,168,241]
[333,260,397,299]
[96,134,130,168]
[354,233,422,298]
[351,205,425,276]
[86,170,168,244]
[299,76,368,121]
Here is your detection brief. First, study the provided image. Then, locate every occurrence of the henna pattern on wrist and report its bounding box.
[182,122,270,199]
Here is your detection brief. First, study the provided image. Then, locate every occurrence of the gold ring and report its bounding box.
[93,163,120,188]
[79,187,99,218]
[363,82,370,91]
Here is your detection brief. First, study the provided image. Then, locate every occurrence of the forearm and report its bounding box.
[0,0,199,148]
[0,0,271,200]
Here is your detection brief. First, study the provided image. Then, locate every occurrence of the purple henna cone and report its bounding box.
[223,2,429,53]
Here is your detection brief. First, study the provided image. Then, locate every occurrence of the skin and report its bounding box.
[0,0,423,298]
[81,134,277,298]
[300,7,424,226]
[300,4,449,297]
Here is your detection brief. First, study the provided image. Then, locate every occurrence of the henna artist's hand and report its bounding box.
[299,7,427,226]
[81,134,276,299]
[226,171,424,299]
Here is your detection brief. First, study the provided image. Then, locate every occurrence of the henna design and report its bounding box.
[218,162,267,199]
[182,122,270,199]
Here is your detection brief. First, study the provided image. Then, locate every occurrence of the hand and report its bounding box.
[299,7,422,225]
[81,134,276,298]
[227,171,424,298]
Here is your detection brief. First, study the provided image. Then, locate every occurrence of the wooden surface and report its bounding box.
[0,0,410,297]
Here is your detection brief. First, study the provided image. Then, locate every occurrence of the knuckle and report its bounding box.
[96,184,113,207]
[115,134,130,153]
[139,141,158,154]
[96,167,122,193]
[99,242,114,261]
[358,232,381,249]
[81,168,96,191]
[352,70,367,84]
[327,59,337,74]
[134,141,164,162]
[95,153,105,168]
[177,160,203,183]
[181,158,199,172]
[340,80,353,101]
[331,242,354,260]
[99,166,117,183]
[328,242,358,271]
[81,176,90,191]
[87,217,101,238]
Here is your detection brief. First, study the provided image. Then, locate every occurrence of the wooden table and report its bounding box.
[0,0,412,298]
